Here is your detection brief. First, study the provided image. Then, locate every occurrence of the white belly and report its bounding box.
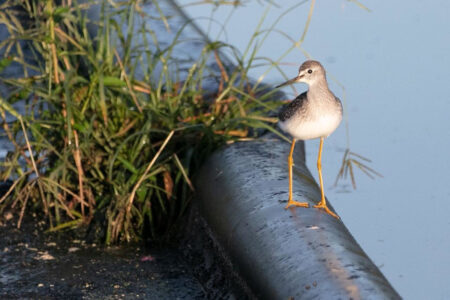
[279,112,342,140]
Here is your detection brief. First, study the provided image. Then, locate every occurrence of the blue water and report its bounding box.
[182,1,450,299]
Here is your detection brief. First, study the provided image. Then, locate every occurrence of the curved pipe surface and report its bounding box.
[195,134,400,299]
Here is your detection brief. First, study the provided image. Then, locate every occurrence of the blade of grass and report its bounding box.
[127,130,174,215]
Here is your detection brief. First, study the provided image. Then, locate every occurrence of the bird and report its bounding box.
[276,60,342,219]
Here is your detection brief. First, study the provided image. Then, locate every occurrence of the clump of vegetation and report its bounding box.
[0,0,281,243]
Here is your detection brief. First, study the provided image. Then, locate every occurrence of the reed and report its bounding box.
[0,0,283,243]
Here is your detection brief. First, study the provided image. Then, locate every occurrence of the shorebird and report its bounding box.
[277,60,342,219]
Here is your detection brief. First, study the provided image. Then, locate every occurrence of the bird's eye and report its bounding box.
[307,69,313,74]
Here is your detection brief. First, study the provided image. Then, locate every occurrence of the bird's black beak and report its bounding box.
[275,75,303,88]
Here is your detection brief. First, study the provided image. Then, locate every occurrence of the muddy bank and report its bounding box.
[0,213,242,299]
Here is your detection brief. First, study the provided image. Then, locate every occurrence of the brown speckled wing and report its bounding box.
[278,92,308,122]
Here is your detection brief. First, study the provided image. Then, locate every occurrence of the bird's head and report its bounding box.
[276,60,326,88]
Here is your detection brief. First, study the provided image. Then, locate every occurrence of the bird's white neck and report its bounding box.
[307,79,333,100]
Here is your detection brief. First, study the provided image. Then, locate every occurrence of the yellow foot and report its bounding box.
[313,203,340,219]
[285,200,309,209]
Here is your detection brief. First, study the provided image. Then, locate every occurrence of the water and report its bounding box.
[182,1,450,299]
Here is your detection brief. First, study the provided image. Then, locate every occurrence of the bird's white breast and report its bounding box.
[279,110,342,140]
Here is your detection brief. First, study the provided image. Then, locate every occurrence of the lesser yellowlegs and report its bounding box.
[277,60,342,219]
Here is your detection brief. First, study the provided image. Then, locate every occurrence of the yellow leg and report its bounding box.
[285,139,309,209]
[313,137,340,219]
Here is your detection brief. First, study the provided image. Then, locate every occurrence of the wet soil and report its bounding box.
[0,203,253,300]
[0,216,207,299]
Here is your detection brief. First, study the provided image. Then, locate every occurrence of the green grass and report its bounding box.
[0,0,379,244]
[0,0,288,243]
[0,0,378,243]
